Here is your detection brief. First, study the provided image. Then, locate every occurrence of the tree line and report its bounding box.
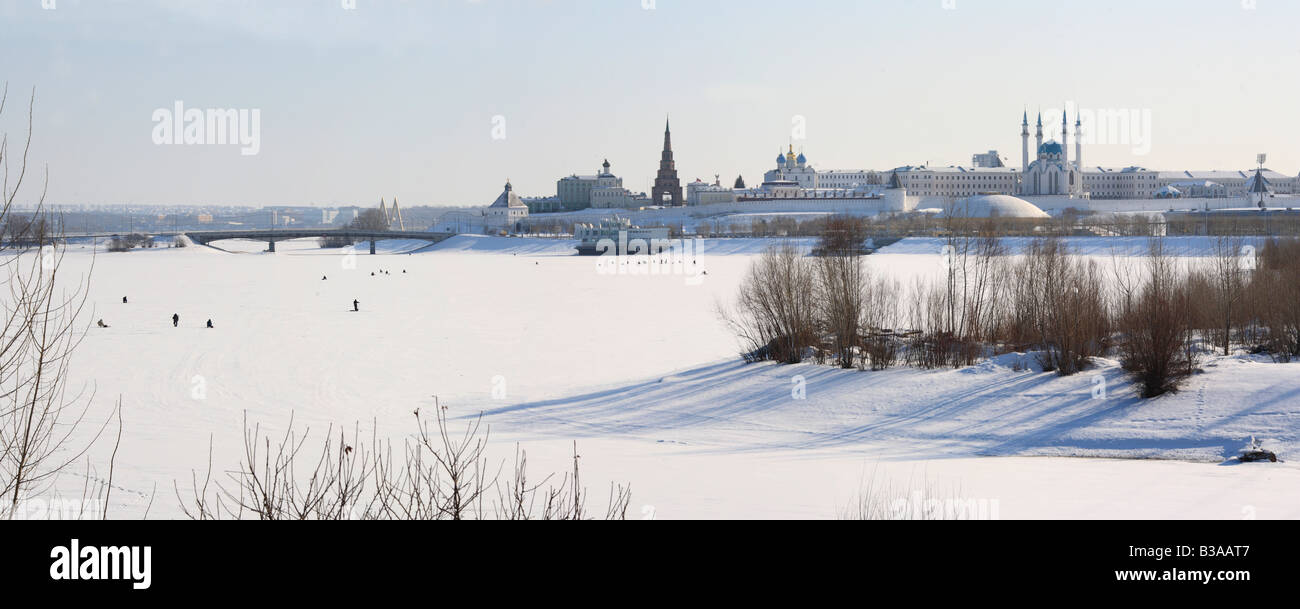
[721,216,1300,399]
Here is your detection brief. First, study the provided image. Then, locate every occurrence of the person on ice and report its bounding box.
[97,319,109,328]
[206,319,214,328]
[172,313,180,327]
[353,299,359,312]
[122,296,128,304]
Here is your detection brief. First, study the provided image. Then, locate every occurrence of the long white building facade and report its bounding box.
[520,110,1299,217]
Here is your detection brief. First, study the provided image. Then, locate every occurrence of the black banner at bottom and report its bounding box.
[0,520,1284,598]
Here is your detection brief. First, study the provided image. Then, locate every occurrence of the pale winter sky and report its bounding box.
[2,0,1297,207]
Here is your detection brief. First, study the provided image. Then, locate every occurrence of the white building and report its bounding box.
[556,159,624,210]
[483,180,529,233]
[892,165,1021,199]
[687,177,739,206]
[761,146,886,191]
[591,188,653,209]
[972,150,1005,168]
[1156,170,1298,198]
[1083,166,1159,199]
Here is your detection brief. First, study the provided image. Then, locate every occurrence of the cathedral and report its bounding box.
[1020,110,1087,198]
[764,145,817,188]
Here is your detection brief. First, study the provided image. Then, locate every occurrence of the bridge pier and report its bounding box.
[369,239,376,255]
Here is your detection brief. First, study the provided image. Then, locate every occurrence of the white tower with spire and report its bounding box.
[1074,115,1083,175]
[1061,106,1070,169]
[1035,112,1044,153]
[1021,111,1030,174]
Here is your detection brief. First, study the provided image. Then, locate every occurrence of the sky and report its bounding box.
[2,0,1298,207]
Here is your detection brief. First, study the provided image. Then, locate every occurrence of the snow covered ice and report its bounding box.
[27,235,1300,519]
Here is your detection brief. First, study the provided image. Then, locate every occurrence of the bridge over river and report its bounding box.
[181,229,456,254]
[43,229,456,254]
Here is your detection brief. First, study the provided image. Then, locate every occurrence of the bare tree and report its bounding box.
[1206,235,1247,356]
[816,252,864,369]
[1008,239,1109,375]
[1117,239,1199,398]
[1,84,112,519]
[1246,238,1300,360]
[350,208,390,231]
[720,244,818,364]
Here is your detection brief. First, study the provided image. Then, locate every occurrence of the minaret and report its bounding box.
[1074,116,1083,172]
[1061,105,1070,168]
[1035,111,1044,154]
[1020,110,1030,173]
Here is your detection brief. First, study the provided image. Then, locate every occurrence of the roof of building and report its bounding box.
[893,165,1019,174]
[1248,169,1272,193]
[1166,180,1222,188]
[950,194,1050,219]
[1156,169,1292,181]
[1086,166,1152,174]
[489,182,528,208]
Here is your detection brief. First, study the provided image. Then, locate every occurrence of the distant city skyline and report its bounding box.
[2,0,1298,207]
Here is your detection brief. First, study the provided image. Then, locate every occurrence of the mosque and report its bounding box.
[1019,110,1087,198]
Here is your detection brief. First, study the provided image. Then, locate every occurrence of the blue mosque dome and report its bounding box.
[1038,141,1063,156]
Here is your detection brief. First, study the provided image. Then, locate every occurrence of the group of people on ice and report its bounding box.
[99,268,394,327]
[95,298,213,329]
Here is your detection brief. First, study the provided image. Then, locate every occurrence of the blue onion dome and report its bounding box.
[776,153,786,164]
[796,152,807,164]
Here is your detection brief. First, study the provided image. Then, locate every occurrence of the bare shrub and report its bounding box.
[1247,238,1300,360]
[1007,239,1109,375]
[815,215,867,256]
[838,469,994,520]
[816,253,864,369]
[860,274,902,371]
[318,234,355,249]
[106,233,153,252]
[1117,240,1199,398]
[904,331,982,370]
[1203,236,1248,356]
[720,243,818,364]
[177,401,631,521]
